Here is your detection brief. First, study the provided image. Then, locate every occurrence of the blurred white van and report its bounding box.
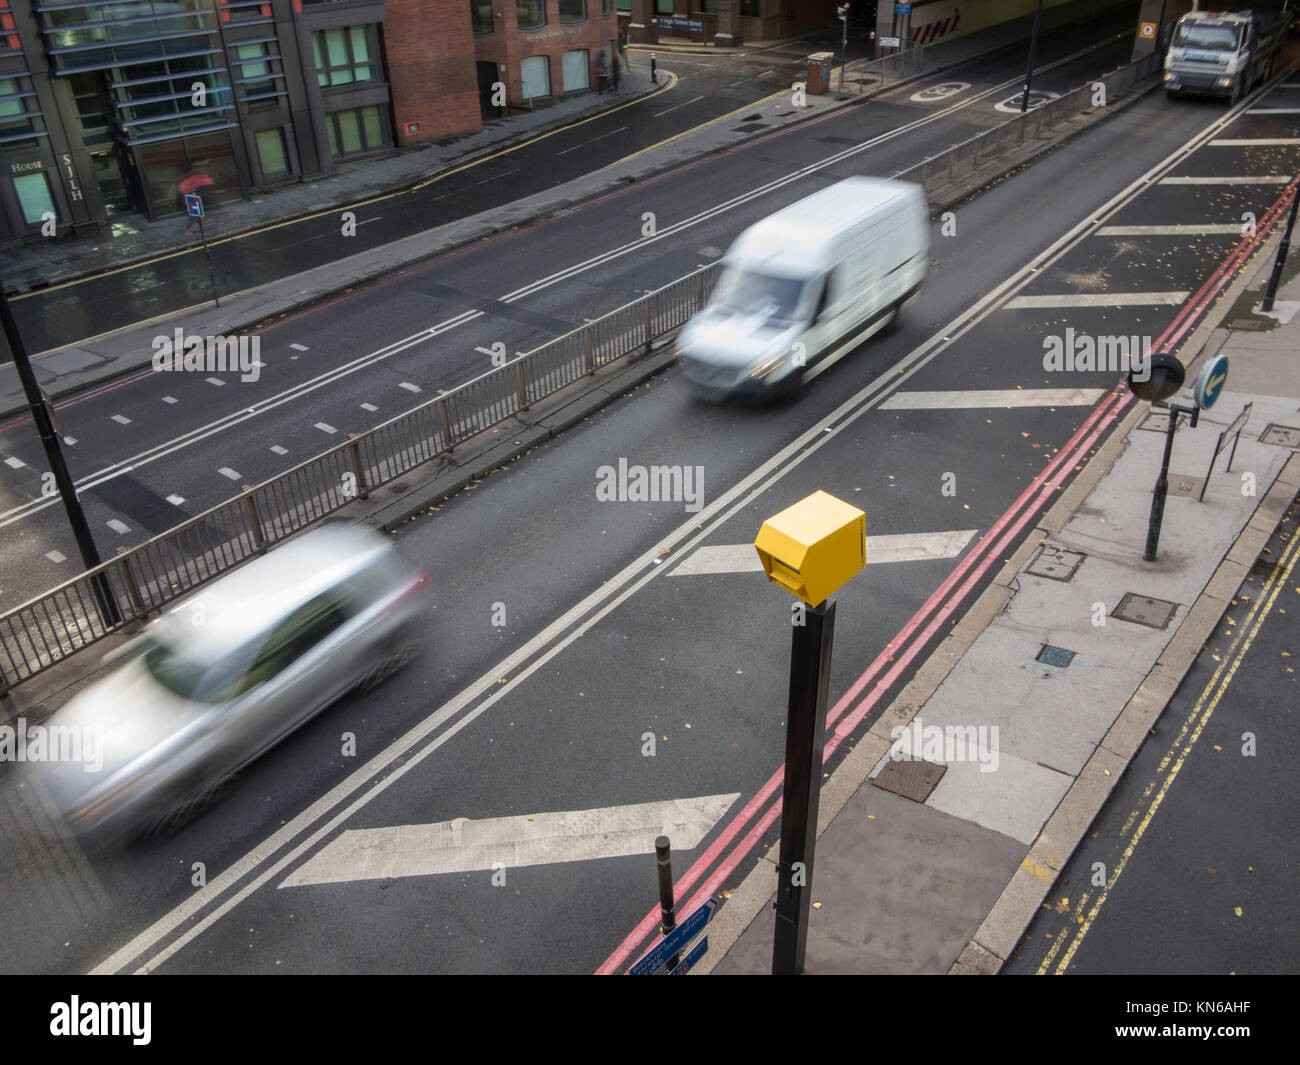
[677,176,928,398]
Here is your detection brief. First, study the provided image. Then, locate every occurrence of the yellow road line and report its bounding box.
[1036,513,1300,974]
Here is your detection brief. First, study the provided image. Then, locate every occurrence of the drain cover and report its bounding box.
[1166,474,1203,498]
[1113,592,1179,629]
[1036,644,1076,668]
[1026,545,1086,581]
[1230,318,1263,330]
[1139,410,1187,433]
[1261,424,1300,449]
[871,758,946,803]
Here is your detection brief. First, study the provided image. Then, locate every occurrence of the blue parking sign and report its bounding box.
[185,193,205,218]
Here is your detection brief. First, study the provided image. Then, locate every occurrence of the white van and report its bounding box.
[677,176,928,398]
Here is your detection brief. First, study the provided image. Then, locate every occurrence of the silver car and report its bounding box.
[28,523,429,841]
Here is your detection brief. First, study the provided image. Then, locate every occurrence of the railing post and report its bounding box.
[515,355,530,410]
[243,491,268,553]
[644,295,654,356]
[435,395,453,450]
[584,325,596,375]
[117,554,148,620]
[349,438,369,501]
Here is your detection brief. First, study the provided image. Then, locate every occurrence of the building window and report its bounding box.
[517,0,545,31]
[656,0,673,13]
[0,75,35,138]
[13,172,56,225]
[312,26,376,89]
[326,104,385,157]
[519,55,550,101]
[604,0,614,13]
[236,43,280,98]
[617,0,630,11]
[471,0,493,34]
[561,49,589,91]
[255,127,289,176]
[559,0,586,23]
[740,0,759,15]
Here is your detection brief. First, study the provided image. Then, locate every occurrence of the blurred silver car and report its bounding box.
[29,523,429,841]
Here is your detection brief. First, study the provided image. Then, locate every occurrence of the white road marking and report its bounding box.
[399,382,421,392]
[653,95,705,118]
[289,343,309,351]
[86,63,1258,978]
[3,457,24,469]
[205,377,225,386]
[1209,138,1300,146]
[475,168,519,185]
[314,422,337,434]
[280,794,740,887]
[1004,292,1189,308]
[360,403,378,412]
[1245,108,1300,114]
[881,388,1105,409]
[162,396,178,404]
[1158,175,1291,184]
[166,494,185,506]
[63,437,76,446]
[671,531,979,576]
[557,126,628,155]
[270,446,288,455]
[110,414,131,425]
[217,467,241,480]
[105,519,129,534]
[45,550,66,564]
[1095,224,1242,235]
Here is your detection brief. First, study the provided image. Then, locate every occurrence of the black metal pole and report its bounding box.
[198,214,220,307]
[772,599,835,975]
[0,283,120,626]
[1261,180,1300,312]
[1020,0,1045,112]
[1144,404,1198,562]
[654,836,681,971]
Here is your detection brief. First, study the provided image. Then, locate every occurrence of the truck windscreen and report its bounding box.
[715,268,807,322]
[1172,23,1241,51]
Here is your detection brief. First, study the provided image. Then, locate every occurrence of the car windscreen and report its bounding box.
[714,268,808,322]
[139,637,211,700]
[1172,23,1240,51]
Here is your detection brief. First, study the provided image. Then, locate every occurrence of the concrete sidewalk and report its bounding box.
[701,240,1300,975]
[0,0,1135,421]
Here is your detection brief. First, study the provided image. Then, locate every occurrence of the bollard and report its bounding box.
[651,53,657,82]
[655,836,681,971]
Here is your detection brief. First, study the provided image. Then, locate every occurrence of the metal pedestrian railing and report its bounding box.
[0,51,1164,695]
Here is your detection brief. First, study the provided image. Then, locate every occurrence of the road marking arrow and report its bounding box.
[279,793,739,888]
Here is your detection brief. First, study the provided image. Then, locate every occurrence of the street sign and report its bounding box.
[628,898,718,975]
[184,193,204,218]
[880,36,901,48]
[1139,22,1157,39]
[1194,354,1229,408]
[668,937,709,975]
[895,4,910,12]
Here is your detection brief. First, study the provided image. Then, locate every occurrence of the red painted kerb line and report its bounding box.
[601,184,1295,973]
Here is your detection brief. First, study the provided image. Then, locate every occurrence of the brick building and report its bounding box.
[0,0,618,242]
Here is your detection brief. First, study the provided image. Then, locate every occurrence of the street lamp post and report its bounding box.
[1020,0,1045,112]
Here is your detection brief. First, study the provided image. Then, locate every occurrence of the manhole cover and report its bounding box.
[1036,644,1076,668]
[1139,410,1187,433]
[1166,474,1203,498]
[731,122,769,132]
[1026,545,1086,581]
[1113,593,1179,629]
[1261,424,1300,449]
[871,758,946,803]
[1230,318,1263,330]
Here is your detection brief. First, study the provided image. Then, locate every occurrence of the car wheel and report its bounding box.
[141,774,236,837]
[356,633,422,691]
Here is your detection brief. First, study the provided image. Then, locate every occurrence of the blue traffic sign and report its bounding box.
[668,937,709,975]
[1195,355,1228,409]
[184,193,205,218]
[628,898,718,975]
[895,4,911,12]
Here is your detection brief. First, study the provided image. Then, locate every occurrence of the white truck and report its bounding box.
[1163,8,1290,103]
[676,177,928,400]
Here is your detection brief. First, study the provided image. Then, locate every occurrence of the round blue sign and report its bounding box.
[1194,355,1228,409]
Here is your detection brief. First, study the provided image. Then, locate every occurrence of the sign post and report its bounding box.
[185,192,220,307]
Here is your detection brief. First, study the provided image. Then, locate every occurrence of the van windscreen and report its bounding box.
[715,267,807,322]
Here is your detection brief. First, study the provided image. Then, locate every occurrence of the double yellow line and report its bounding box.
[1038,498,1300,974]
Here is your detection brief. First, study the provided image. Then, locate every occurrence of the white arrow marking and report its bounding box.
[671,530,978,577]
[279,793,739,887]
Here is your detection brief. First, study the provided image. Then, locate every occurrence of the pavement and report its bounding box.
[700,238,1300,975]
[0,0,1133,418]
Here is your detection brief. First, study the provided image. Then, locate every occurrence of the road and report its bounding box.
[0,3,1151,609]
[0,47,1296,973]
